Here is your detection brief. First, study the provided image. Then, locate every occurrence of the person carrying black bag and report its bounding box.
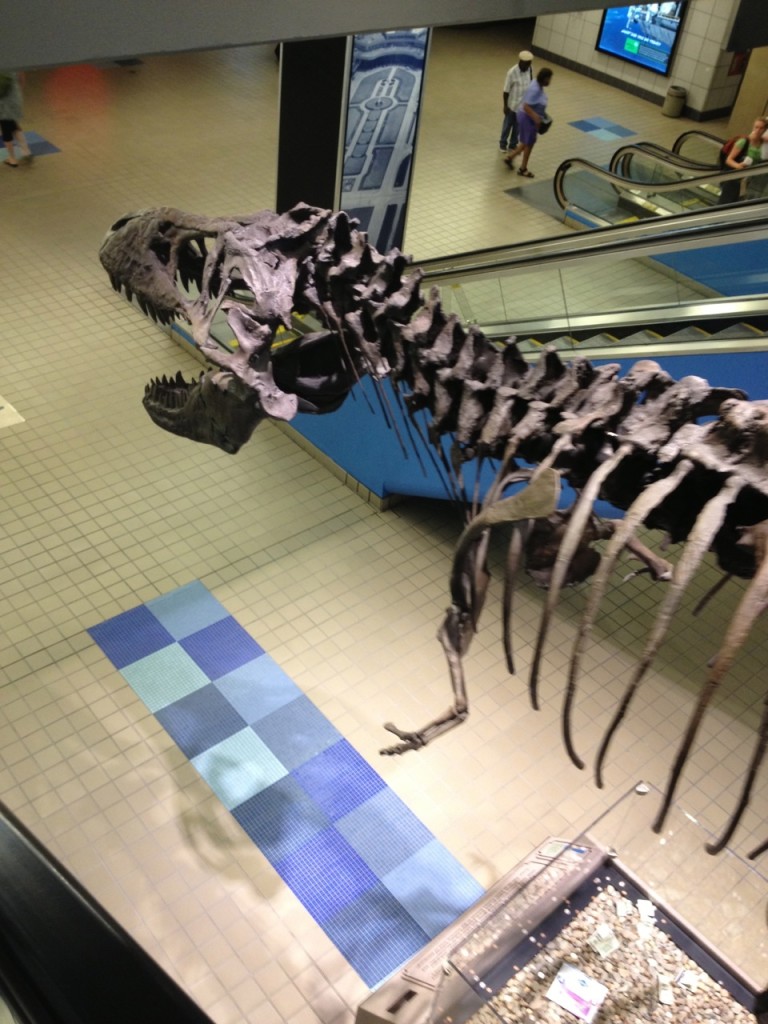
[504,68,553,178]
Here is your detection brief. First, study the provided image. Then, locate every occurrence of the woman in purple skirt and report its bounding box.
[504,67,553,178]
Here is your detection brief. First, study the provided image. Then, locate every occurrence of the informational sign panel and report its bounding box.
[338,28,430,253]
[596,3,687,76]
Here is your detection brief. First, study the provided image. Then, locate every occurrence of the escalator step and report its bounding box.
[663,325,711,342]
[581,332,621,346]
[616,329,664,345]
[709,322,767,339]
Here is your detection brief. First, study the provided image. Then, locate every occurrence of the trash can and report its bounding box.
[662,85,686,118]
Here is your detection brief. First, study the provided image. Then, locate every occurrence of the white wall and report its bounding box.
[533,0,742,116]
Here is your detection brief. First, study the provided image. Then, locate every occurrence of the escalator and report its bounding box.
[616,127,727,173]
[611,141,715,176]
[553,129,768,227]
[418,203,768,359]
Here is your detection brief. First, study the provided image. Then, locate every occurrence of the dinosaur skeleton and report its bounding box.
[100,203,768,857]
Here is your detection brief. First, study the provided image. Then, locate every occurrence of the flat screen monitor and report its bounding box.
[595,3,687,76]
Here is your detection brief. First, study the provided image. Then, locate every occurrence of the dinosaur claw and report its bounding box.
[380,723,426,755]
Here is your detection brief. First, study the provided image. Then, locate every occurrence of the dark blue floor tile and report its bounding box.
[323,882,430,987]
[335,787,434,875]
[254,695,342,770]
[155,683,248,759]
[569,118,598,132]
[274,828,379,924]
[292,739,386,821]
[180,616,264,680]
[89,605,174,669]
[232,775,331,864]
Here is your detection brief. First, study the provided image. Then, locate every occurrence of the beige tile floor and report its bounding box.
[1,19,766,1024]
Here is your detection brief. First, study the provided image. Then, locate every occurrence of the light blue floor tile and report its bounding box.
[192,727,288,809]
[336,787,434,875]
[323,882,430,987]
[121,644,211,712]
[381,839,484,938]
[215,655,302,723]
[147,581,231,639]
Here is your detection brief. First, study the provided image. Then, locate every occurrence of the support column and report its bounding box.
[277,29,430,253]
[276,37,349,214]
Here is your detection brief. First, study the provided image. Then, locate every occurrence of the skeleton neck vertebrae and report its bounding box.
[100,203,768,857]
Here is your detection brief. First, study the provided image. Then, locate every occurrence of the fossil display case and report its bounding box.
[356,783,768,1024]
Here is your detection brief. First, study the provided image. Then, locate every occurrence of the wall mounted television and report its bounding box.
[595,3,687,76]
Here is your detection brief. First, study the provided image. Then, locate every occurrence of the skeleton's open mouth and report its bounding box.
[99,204,415,451]
[140,330,362,453]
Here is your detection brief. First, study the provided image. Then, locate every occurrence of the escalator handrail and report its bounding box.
[610,141,718,176]
[552,155,767,218]
[673,127,726,155]
[473,293,768,343]
[418,201,768,281]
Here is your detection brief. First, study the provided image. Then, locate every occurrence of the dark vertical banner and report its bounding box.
[276,37,349,213]
[338,28,430,252]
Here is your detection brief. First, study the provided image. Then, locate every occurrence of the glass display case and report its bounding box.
[357,782,768,1024]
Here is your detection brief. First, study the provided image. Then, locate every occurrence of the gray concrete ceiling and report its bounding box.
[4,0,634,71]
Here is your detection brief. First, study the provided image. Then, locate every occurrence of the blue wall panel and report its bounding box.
[290,350,768,502]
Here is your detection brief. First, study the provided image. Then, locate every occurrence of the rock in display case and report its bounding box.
[356,783,768,1024]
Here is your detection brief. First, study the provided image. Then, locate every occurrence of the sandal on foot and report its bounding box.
[518,168,534,178]
[504,156,515,169]
[4,159,18,168]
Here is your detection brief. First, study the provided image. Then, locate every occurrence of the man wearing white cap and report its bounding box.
[499,50,534,153]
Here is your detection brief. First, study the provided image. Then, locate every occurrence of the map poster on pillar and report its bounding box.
[339,28,430,254]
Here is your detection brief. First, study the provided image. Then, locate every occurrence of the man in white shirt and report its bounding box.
[499,50,534,153]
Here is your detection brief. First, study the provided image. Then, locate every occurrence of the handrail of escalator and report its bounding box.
[417,195,768,281]
[673,127,726,156]
[610,141,717,177]
[474,293,768,349]
[552,156,768,222]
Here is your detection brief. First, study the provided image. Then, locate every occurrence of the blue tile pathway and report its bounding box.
[568,117,636,142]
[89,581,484,986]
